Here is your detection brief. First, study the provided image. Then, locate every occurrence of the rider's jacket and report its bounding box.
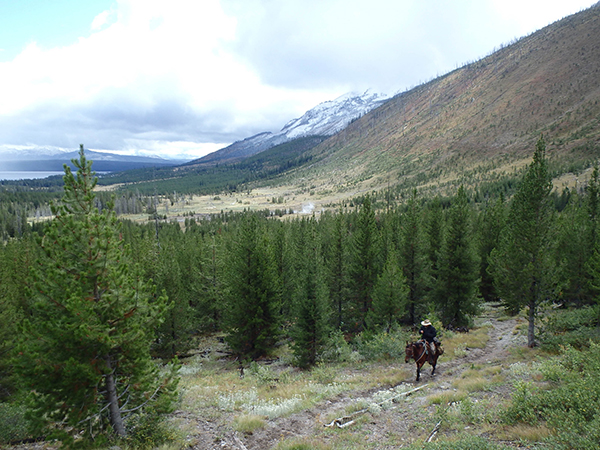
[420,325,437,343]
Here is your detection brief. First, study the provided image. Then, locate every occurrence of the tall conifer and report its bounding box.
[290,217,330,368]
[322,209,350,330]
[223,213,281,359]
[490,136,554,347]
[348,196,380,332]
[434,186,480,327]
[0,239,32,400]
[14,146,177,442]
[424,197,444,307]
[478,195,506,303]
[399,190,427,324]
[367,248,408,332]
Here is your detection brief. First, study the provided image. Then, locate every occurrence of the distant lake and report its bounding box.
[0,171,65,181]
[0,171,110,181]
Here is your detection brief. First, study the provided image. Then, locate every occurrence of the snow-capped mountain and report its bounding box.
[279,91,388,139]
[191,91,389,166]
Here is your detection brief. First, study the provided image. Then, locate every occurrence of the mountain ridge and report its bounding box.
[2,149,183,173]
[278,3,600,198]
[61,3,600,205]
[186,91,388,167]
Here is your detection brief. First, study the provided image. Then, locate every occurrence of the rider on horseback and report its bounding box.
[419,319,437,363]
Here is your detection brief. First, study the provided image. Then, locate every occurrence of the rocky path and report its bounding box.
[186,314,521,450]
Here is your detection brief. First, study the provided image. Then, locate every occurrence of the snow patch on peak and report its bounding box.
[279,90,388,140]
[192,89,389,165]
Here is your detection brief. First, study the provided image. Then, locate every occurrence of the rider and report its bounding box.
[419,319,437,363]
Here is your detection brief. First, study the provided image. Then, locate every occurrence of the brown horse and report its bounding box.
[405,340,442,382]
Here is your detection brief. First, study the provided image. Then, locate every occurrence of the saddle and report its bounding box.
[422,338,444,355]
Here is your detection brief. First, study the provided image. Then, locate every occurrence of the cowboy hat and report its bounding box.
[421,319,432,326]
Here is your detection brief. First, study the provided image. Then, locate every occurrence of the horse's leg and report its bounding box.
[415,362,421,381]
[431,354,438,376]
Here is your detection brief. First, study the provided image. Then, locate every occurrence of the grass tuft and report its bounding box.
[427,390,467,405]
[273,436,332,450]
[500,423,552,442]
[233,414,267,434]
[452,376,488,393]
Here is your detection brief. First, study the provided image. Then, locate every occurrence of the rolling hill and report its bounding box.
[104,3,600,206]
[283,2,600,199]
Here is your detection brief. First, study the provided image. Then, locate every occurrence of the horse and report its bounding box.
[405,340,442,382]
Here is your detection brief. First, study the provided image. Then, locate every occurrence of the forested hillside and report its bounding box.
[292,3,600,199]
[52,3,600,207]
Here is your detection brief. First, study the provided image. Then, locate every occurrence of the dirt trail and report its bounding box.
[184,313,521,450]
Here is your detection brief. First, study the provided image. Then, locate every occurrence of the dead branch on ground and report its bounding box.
[324,384,429,428]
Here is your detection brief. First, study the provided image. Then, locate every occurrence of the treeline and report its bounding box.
[97,135,326,195]
[3,139,600,360]
[3,139,600,365]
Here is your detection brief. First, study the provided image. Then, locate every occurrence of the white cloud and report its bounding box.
[91,9,114,31]
[0,0,597,159]
[0,0,335,158]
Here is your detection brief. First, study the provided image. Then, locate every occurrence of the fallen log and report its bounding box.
[426,420,442,443]
[324,384,429,428]
[233,433,249,450]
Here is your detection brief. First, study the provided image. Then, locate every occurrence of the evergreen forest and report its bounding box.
[1,139,600,448]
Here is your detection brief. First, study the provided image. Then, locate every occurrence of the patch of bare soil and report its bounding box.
[178,310,525,450]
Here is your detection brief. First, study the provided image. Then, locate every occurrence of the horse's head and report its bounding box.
[404,341,413,363]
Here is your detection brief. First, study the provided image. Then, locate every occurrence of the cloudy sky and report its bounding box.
[0,0,597,160]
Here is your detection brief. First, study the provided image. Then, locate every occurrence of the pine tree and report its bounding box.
[554,200,594,307]
[490,136,554,347]
[366,248,409,332]
[322,209,350,331]
[185,222,226,332]
[584,166,600,305]
[290,217,330,368]
[0,238,32,400]
[152,225,199,358]
[587,165,600,248]
[399,190,427,324]
[348,196,381,332]
[223,213,281,359]
[434,186,480,327]
[424,197,444,306]
[271,220,294,318]
[14,146,177,442]
[478,195,506,303]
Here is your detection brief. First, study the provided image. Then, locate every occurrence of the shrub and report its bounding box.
[320,329,362,363]
[353,329,411,361]
[0,403,34,445]
[248,362,278,385]
[503,342,600,448]
[540,305,600,351]
[125,411,179,450]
